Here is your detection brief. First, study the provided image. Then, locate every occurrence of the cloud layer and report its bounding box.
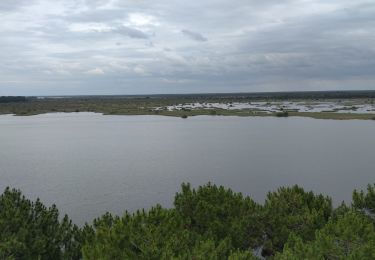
[0,0,374,95]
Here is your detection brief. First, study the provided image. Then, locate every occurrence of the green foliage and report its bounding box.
[353,183,375,218]
[2,183,375,259]
[82,214,256,260]
[177,238,232,259]
[262,185,332,256]
[275,111,289,117]
[174,183,264,250]
[0,187,81,259]
[228,250,260,260]
[0,96,27,103]
[276,211,375,259]
[210,110,217,115]
[82,206,195,259]
[82,183,264,259]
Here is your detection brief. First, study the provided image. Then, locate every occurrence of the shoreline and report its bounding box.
[1,96,374,120]
[1,110,375,120]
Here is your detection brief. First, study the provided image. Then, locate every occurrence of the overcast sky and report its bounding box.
[1,0,375,95]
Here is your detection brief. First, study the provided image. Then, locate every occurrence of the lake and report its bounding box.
[0,113,374,225]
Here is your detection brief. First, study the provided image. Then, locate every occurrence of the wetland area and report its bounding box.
[1,91,375,120]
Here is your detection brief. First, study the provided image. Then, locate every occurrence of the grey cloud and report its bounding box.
[181,29,207,42]
[238,3,375,79]
[0,0,35,12]
[115,26,149,39]
[1,0,375,95]
[84,0,110,8]
[67,9,127,23]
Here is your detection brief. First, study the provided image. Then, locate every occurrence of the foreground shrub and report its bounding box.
[174,183,264,250]
[82,183,264,259]
[262,185,332,256]
[81,206,199,259]
[353,183,375,219]
[277,210,375,259]
[0,188,81,259]
[3,183,375,259]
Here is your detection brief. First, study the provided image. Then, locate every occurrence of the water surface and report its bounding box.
[0,113,374,224]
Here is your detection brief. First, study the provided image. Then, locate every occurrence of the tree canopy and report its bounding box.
[0,183,374,259]
[0,188,81,259]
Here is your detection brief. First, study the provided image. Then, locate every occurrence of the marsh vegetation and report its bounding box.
[1,91,375,120]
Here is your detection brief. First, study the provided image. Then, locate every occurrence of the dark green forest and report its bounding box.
[0,96,27,103]
[1,183,375,259]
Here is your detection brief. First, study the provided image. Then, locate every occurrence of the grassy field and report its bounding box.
[0,93,374,120]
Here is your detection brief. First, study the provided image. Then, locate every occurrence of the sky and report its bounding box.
[0,0,375,95]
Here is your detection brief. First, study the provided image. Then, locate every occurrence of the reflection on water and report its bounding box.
[0,113,374,224]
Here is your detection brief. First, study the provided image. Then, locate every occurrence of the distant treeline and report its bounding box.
[30,90,375,101]
[153,90,375,101]
[0,96,27,103]
[1,182,375,259]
